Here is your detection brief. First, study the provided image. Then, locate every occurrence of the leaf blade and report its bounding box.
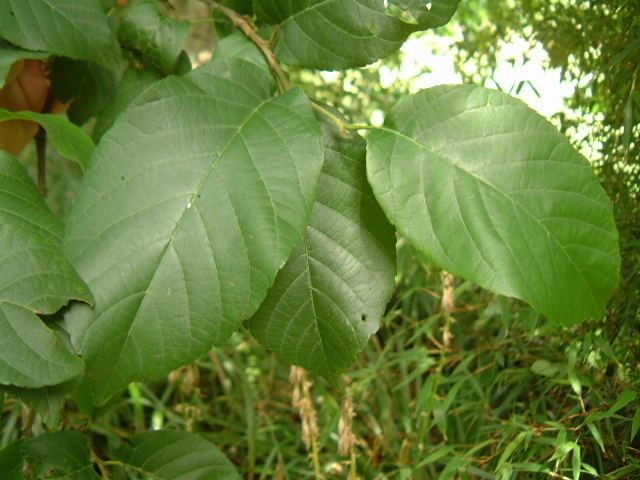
[114,431,240,480]
[0,152,89,388]
[63,59,323,405]
[366,85,620,325]
[248,121,396,380]
[0,0,121,69]
[0,108,95,169]
[254,0,459,69]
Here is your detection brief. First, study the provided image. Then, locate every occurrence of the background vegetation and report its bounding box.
[2,0,638,478]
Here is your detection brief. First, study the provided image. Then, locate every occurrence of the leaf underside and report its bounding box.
[367,85,620,326]
[254,0,460,69]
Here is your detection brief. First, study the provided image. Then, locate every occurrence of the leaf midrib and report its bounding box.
[94,96,272,399]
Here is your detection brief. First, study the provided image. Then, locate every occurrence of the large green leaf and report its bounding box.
[63,58,323,405]
[248,120,396,380]
[253,0,460,69]
[118,0,190,74]
[52,58,121,125]
[0,40,48,89]
[113,431,240,479]
[0,108,95,170]
[0,0,121,69]
[0,152,90,388]
[366,85,620,326]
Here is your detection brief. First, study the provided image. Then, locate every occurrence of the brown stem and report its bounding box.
[35,87,56,197]
[35,128,47,196]
[198,0,291,91]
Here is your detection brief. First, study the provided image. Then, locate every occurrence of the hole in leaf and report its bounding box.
[361,313,367,322]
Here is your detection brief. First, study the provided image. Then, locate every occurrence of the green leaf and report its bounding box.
[0,0,121,70]
[572,444,581,480]
[607,389,637,415]
[23,431,99,480]
[93,67,163,142]
[0,108,95,170]
[113,431,240,479]
[118,0,190,74]
[63,58,323,405]
[366,85,620,326]
[0,441,23,480]
[0,305,84,388]
[248,120,396,380]
[4,381,72,429]
[586,422,605,452]
[631,407,640,441]
[253,0,460,69]
[0,40,48,89]
[214,32,269,71]
[389,0,460,27]
[0,152,91,388]
[52,58,121,125]
[3,325,80,428]
[530,359,560,377]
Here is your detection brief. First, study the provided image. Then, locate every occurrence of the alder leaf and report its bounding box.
[0,152,91,388]
[0,0,121,70]
[248,120,396,381]
[63,58,323,405]
[253,0,460,69]
[0,108,95,169]
[367,85,620,326]
[113,431,240,479]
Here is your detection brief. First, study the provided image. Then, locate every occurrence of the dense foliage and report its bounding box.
[0,0,636,478]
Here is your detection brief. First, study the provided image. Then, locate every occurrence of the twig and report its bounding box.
[198,0,373,135]
[35,87,56,197]
[35,128,47,196]
[199,0,290,91]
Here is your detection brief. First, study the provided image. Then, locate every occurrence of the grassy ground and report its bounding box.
[3,239,637,479]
